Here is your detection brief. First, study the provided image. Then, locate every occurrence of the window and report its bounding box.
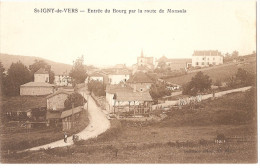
[196,62,199,65]
[202,62,204,65]
[140,88,143,92]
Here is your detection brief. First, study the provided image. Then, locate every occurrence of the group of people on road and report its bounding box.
[63,132,79,143]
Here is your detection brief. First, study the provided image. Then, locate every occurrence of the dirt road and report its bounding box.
[27,91,110,151]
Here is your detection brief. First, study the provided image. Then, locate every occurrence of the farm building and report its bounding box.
[20,82,55,96]
[46,90,74,111]
[127,71,154,92]
[108,69,130,84]
[20,68,55,96]
[34,68,49,83]
[46,106,83,131]
[105,84,153,116]
[155,56,192,71]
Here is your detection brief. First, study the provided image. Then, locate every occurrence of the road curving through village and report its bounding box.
[27,90,111,151]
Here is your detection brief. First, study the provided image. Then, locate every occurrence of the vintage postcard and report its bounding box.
[0,0,257,166]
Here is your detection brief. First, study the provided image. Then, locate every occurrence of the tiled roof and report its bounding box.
[127,71,153,83]
[46,90,74,99]
[193,50,222,56]
[106,84,133,94]
[20,82,55,87]
[46,111,61,119]
[116,91,153,102]
[60,106,83,119]
[157,56,168,62]
[35,68,48,74]
[90,72,105,77]
[109,69,130,75]
[167,59,192,63]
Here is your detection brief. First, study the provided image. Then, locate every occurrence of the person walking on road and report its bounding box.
[64,132,68,143]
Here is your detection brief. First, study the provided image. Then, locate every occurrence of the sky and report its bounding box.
[0,0,256,67]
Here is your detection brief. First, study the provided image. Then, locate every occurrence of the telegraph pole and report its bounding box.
[72,103,74,128]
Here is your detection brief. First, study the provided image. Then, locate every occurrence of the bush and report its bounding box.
[182,71,212,96]
[64,92,85,110]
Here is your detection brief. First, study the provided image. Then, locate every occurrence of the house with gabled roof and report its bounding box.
[192,50,223,67]
[127,71,154,92]
[46,89,74,111]
[20,68,55,96]
[108,69,130,84]
[155,56,192,71]
[105,83,153,116]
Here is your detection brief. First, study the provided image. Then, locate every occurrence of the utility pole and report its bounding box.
[72,103,74,129]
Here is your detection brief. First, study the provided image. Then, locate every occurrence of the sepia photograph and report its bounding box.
[0,0,258,166]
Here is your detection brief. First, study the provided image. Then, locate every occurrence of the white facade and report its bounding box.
[54,75,72,86]
[192,55,223,67]
[108,74,130,85]
[105,92,140,113]
[90,76,103,82]
[34,73,49,83]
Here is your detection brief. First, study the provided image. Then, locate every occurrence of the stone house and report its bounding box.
[20,68,55,96]
[108,69,130,85]
[20,82,55,96]
[105,84,153,115]
[46,90,73,111]
[127,71,154,92]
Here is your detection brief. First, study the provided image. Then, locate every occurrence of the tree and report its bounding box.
[235,68,255,86]
[231,50,239,57]
[3,61,31,96]
[183,71,212,96]
[149,82,171,101]
[69,56,87,86]
[0,61,5,96]
[64,92,85,110]
[29,59,55,83]
[87,80,105,96]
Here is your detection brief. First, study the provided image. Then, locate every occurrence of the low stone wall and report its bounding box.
[152,86,252,110]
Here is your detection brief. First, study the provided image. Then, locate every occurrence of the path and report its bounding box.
[152,86,252,110]
[27,90,110,151]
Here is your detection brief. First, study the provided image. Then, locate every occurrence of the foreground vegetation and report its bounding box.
[0,109,89,152]
[1,88,257,163]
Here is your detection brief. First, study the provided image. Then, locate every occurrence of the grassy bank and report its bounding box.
[1,89,257,163]
[0,109,89,152]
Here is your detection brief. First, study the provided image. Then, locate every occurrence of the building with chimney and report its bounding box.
[133,50,154,73]
[192,50,223,67]
[20,68,55,96]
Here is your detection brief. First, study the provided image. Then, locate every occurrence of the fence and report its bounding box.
[152,86,252,110]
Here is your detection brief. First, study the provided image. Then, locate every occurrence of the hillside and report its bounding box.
[165,55,256,86]
[0,53,72,75]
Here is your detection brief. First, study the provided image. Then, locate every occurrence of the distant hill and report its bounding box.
[0,53,72,75]
[165,55,256,86]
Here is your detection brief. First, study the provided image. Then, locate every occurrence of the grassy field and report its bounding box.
[165,56,256,85]
[1,88,257,163]
[1,95,47,113]
[0,109,89,152]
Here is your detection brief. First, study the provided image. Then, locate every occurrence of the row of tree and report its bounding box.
[0,60,55,96]
[182,68,255,96]
[0,56,89,97]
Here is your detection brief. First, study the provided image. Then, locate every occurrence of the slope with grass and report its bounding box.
[165,56,256,85]
[2,88,257,163]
